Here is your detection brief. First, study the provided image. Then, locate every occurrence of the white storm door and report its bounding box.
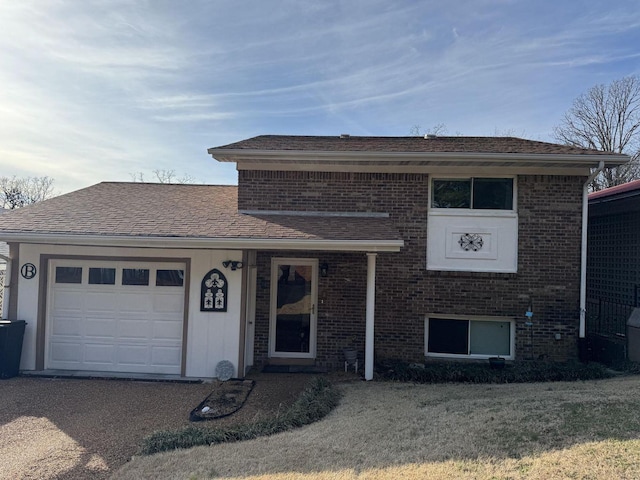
[269,258,318,359]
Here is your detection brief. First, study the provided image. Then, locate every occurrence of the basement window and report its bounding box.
[425,316,514,359]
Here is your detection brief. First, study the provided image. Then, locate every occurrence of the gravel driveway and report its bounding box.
[0,373,312,480]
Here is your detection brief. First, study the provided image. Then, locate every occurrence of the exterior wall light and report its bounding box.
[222,260,244,271]
[320,262,329,277]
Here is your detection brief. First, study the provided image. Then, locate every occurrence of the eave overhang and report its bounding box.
[0,233,404,252]
[208,148,630,172]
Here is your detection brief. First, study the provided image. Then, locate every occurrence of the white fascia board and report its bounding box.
[210,149,629,166]
[236,163,593,176]
[0,233,404,252]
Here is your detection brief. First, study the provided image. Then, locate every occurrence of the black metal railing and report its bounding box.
[586,298,635,337]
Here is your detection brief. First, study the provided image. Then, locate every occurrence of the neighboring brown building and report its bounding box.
[0,135,629,380]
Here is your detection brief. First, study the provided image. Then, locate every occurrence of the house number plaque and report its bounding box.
[20,263,37,279]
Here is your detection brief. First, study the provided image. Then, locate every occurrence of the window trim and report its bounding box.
[424,314,516,360]
[429,175,517,213]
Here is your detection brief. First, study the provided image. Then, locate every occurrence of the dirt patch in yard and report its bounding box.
[0,372,316,480]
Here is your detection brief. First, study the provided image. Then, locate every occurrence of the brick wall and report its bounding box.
[254,251,367,369]
[243,171,585,366]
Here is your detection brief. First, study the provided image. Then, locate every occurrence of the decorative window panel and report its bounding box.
[427,212,517,272]
[444,227,498,260]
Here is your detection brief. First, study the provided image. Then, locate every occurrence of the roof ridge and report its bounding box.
[98,181,238,187]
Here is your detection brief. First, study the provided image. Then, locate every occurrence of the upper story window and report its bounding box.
[432,178,514,210]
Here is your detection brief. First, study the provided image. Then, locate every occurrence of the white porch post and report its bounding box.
[365,252,377,381]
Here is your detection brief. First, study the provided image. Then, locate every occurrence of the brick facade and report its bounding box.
[242,170,585,367]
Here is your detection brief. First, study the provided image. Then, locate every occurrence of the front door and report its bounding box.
[269,258,317,358]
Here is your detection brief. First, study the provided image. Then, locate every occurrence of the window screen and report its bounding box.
[469,320,510,355]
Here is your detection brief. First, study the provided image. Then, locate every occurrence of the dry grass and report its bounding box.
[113,376,640,480]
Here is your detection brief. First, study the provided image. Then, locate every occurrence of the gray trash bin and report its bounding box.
[627,309,640,362]
[0,320,27,379]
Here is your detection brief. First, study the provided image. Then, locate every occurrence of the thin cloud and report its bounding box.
[0,0,639,193]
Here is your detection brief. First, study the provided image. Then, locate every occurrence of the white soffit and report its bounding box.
[210,149,627,172]
[0,233,404,252]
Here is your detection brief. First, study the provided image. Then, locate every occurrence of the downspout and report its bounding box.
[580,160,605,338]
[0,254,10,319]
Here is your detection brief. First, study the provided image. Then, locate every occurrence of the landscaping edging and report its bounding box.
[140,376,341,455]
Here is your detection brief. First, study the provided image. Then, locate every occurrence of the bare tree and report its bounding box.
[493,127,527,138]
[410,123,449,136]
[129,169,196,184]
[553,75,640,190]
[0,176,56,209]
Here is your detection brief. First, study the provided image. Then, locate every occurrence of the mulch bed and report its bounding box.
[189,379,255,421]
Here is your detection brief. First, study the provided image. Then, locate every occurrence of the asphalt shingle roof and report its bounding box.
[210,135,620,156]
[0,182,401,243]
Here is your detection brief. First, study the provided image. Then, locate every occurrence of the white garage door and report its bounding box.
[47,260,186,375]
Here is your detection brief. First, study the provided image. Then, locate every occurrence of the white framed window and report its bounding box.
[425,315,515,360]
[431,177,515,211]
[427,175,518,273]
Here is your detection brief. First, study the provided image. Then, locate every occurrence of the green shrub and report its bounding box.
[141,376,341,455]
[375,359,613,384]
[609,360,640,374]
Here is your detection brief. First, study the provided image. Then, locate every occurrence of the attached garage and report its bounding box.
[46,259,186,375]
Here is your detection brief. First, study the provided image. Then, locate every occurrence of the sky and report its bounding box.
[0,1,639,194]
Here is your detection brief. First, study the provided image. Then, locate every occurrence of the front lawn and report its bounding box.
[114,376,640,480]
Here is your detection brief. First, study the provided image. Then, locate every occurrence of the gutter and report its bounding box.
[1,255,9,319]
[580,160,605,338]
[0,233,404,252]
[209,148,628,165]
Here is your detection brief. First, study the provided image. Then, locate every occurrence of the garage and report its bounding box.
[46,259,186,375]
